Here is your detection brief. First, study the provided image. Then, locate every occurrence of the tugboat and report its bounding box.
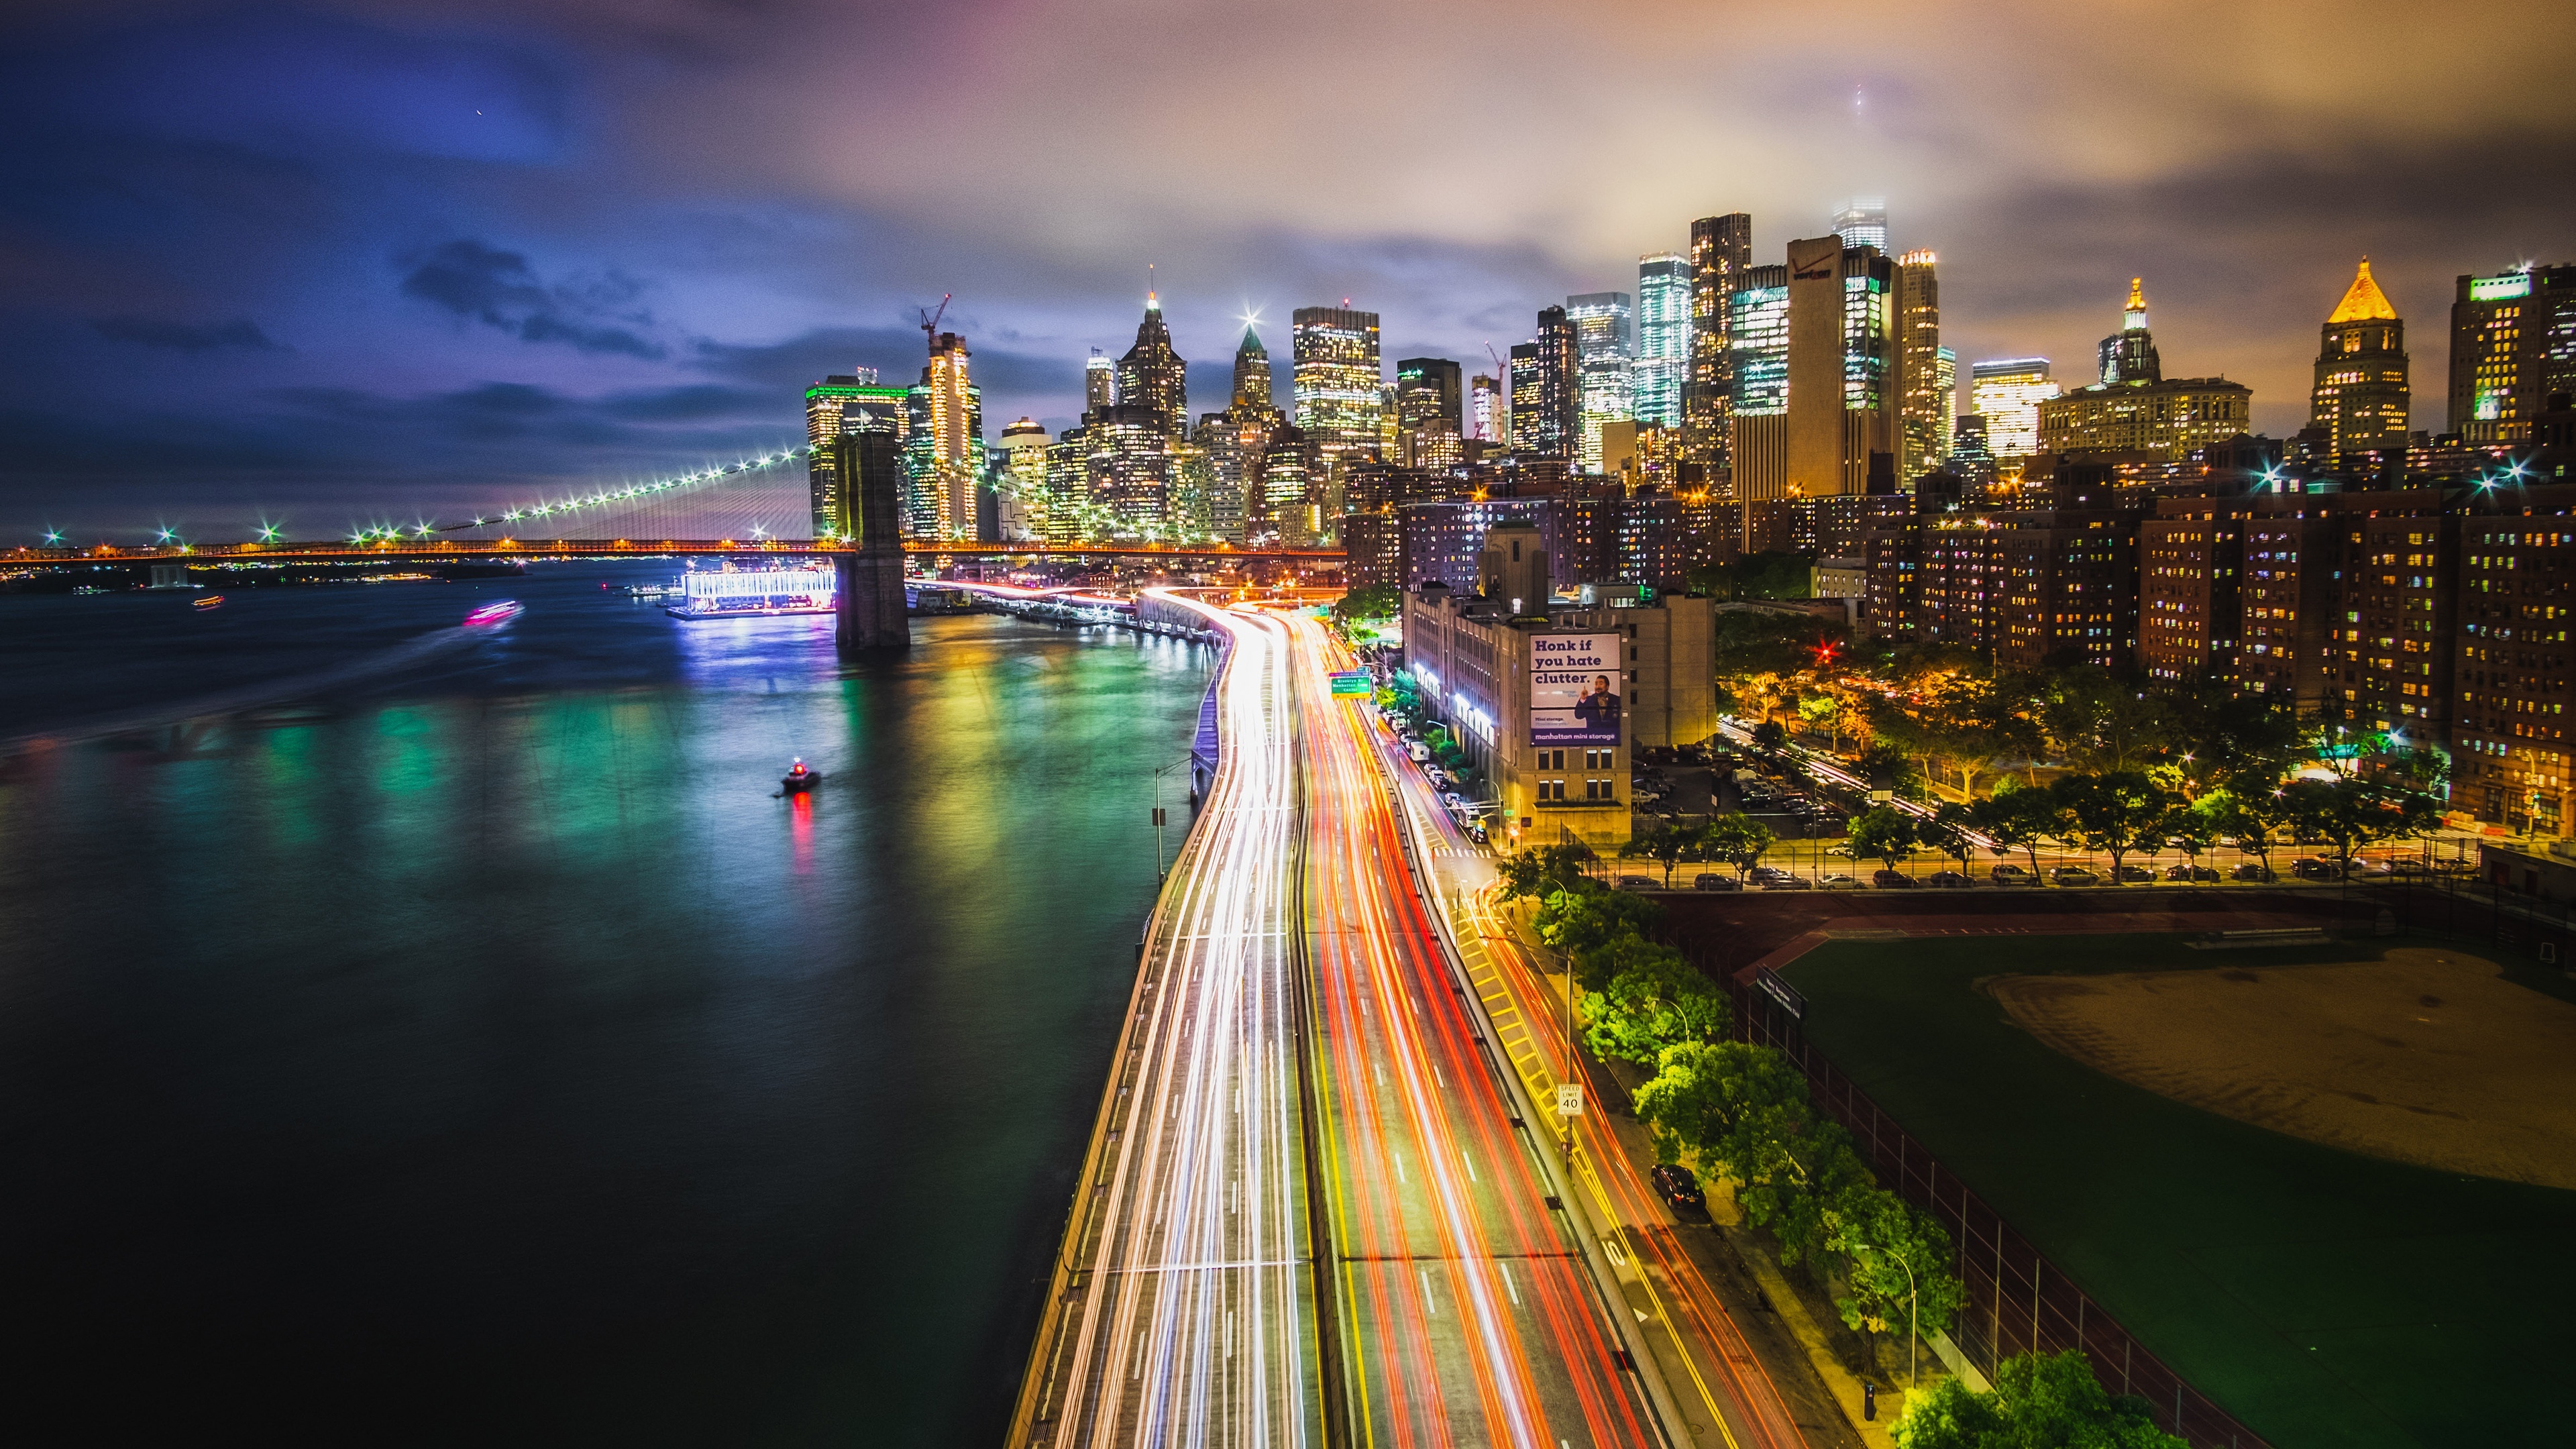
[781,757,822,794]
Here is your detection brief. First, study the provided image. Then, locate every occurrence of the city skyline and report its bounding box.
[3,1,2571,533]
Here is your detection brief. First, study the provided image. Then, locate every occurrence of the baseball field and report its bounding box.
[1778,930,2576,1448]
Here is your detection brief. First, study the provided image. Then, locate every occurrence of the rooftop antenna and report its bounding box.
[917,294,951,354]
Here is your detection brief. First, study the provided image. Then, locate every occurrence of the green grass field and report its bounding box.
[1779,933,2576,1448]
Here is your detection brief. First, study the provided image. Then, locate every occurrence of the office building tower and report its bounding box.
[1686,213,1754,485]
[1970,358,2059,458]
[1947,414,1997,491]
[2449,264,2576,444]
[1292,305,1383,458]
[805,371,909,539]
[1470,373,1505,443]
[1084,404,1171,535]
[1395,357,1463,435]
[1895,251,1949,484]
[2098,278,2163,385]
[1730,237,1896,504]
[1568,291,1635,472]
[1635,254,1693,431]
[1231,325,1273,413]
[1084,349,1116,418]
[1115,292,1187,436]
[1509,307,1579,458]
[994,417,1051,542]
[2310,258,2411,454]
[901,332,985,539]
[1830,199,1888,254]
[1251,423,1315,546]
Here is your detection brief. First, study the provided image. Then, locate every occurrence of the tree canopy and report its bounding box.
[1892,1351,2189,1449]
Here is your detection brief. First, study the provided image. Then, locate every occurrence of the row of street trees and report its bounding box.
[1495,854,1964,1381]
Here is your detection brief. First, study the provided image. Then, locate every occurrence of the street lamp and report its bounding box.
[1846,1240,1921,1391]
[1151,758,1187,879]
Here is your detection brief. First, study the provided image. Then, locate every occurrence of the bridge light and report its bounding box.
[44,529,63,545]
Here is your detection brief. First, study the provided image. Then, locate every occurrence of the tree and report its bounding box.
[1332,584,1401,623]
[1892,1350,2189,1449]
[1621,820,1705,888]
[2161,802,2218,880]
[1845,806,1923,874]
[2279,775,2443,863]
[2049,771,2174,881]
[1632,1040,1868,1265]
[1751,719,1788,756]
[2198,787,2284,877]
[1825,1186,1967,1383]
[1970,786,2062,877]
[1497,843,1593,902]
[1855,742,1927,802]
[2037,667,2171,773]
[1703,812,1778,883]
[1534,887,1666,989]
[1582,953,1733,1065]
[1923,802,1984,874]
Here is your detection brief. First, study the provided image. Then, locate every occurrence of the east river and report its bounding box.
[0,560,1211,1444]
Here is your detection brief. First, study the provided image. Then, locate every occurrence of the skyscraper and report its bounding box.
[1830,199,1888,254]
[1470,373,1505,444]
[1635,254,1693,431]
[2310,258,2410,454]
[1292,305,1383,496]
[804,369,908,539]
[2449,263,2576,444]
[1724,262,1792,494]
[1084,350,1116,418]
[1116,292,1187,436]
[1394,358,1463,434]
[1685,213,1753,486]
[994,417,1051,542]
[1895,250,1949,484]
[2098,278,2163,385]
[1731,236,1898,504]
[1230,325,1273,412]
[1969,358,2059,459]
[1567,291,1633,472]
[903,331,985,539]
[1508,307,1578,458]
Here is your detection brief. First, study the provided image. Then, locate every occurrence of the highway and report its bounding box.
[1285,612,1671,1449]
[1012,602,1323,1448]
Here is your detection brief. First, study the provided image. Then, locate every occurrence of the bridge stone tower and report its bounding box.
[832,432,910,651]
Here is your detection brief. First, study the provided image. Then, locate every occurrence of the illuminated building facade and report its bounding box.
[804,370,908,539]
[1084,350,1116,417]
[1970,358,2059,460]
[1395,356,1464,467]
[1292,304,1383,470]
[1116,293,1187,436]
[1231,325,1273,413]
[1083,404,1171,535]
[1470,373,1504,443]
[992,417,1050,542]
[1731,237,1896,504]
[1635,254,1692,431]
[1509,307,1578,458]
[1686,213,1754,486]
[2098,278,2163,385]
[2449,264,2576,445]
[2457,495,2576,835]
[2310,258,2411,454]
[1830,199,1888,254]
[902,333,985,540]
[1567,292,1634,473]
[2039,378,2252,459]
[1895,251,1949,484]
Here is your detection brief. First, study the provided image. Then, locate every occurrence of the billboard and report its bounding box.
[1529,632,1621,746]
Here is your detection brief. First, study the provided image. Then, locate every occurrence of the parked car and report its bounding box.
[1990,863,2033,885]
[2389,859,2433,877]
[2114,863,2155,881]
[2165,863,2222,881]
[1872,869,1918,889]
[1693,873,1741,892]
[1925,870,1974,888]
[2293,857,2343,880]
[1441,791,1467,810]
[1616,875,1660,892]
[1818,873,1861,890]
[2051,866,2102,887]
[1760,875,1815,891]
[2233,861,2278,881]
[1649,1163,1707,1216]
[1405,743,1430,763]
[1748,865,1792,883]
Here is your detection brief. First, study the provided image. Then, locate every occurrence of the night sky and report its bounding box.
[6,1,2572,539]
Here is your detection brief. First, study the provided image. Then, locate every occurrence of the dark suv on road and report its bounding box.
[1649,1163,1707,1217]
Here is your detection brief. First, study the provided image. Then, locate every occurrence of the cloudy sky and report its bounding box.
[5,0,2571,539]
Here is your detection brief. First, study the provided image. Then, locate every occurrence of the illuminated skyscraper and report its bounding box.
[1508,306,1578,458]
[2097,278,2163,385]
[1116,292,1187,437]
[1231,325,1273,412]
[2310,258,2410,453]
[1731,237,1895,502]
[1895,250,1949,483]
[903,332,986,539]
[1969,358,2059,459]
[1292,305,1383,495]
[1567,291,1634,472]
[2449,263,2576,444]
[804,369,908,539]
[1830,199,1888,254]
[1395,356,1463,468]
[1084,349,1116,418]
[1470,373,1504,443]
[1635,254,1692,431]
[994,417,1051,541]
[1686,213,1753,484]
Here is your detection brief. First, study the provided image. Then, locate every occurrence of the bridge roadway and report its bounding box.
[1012,600,1677,1449]
[9,540,1341,563]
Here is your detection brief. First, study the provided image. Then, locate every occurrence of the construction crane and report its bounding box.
[918,294,952,354]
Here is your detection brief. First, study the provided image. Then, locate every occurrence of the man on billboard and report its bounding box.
[1574,675,1621,732]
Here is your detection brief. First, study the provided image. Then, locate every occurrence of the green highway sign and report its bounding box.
[1329,671,1373,696]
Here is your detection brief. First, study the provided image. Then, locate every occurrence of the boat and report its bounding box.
[462,600,524,627]
[193,595,224,610]
[72,586,109,596]
[782,758,822,794]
